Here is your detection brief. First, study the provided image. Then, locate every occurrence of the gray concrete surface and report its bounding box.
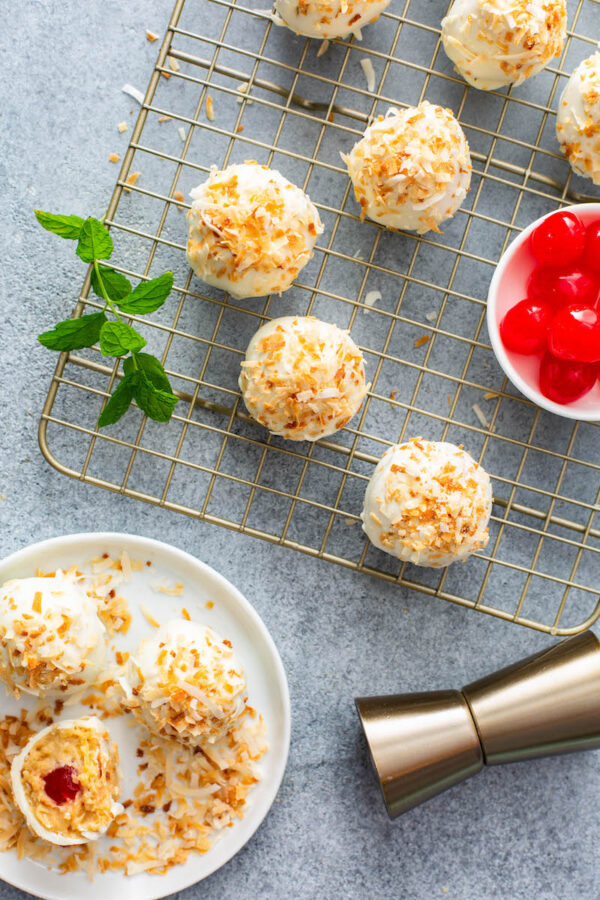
[1,1,599,898]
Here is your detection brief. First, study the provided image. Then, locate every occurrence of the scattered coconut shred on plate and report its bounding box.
[122,83,145,106]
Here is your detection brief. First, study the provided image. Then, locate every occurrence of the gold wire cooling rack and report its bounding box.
[39,0,600,635]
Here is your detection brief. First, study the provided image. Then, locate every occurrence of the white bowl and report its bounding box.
[487,202,600,421]
[0,533,291,900]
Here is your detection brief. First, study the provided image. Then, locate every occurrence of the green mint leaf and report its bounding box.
[34,211,85,240]
[133,373,179,422]
[124,353,173,394]
[38,312,107,351]
[98,373,137,427]
[117,272,174,314]
[76,217,114,263]
[91,265,132,302]
[99,321,147,357]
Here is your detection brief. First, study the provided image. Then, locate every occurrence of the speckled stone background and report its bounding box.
[1,1,599,898]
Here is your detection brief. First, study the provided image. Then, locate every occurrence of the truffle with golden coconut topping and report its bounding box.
[120,620,247,746]
[441,0,567,91]
[240,315,368,441]
[556,52,600,184]
[0,572,106,699]
[273,0,391,39]
[362,439,492,567]
[342,103,472,235]
[186,161,323,299]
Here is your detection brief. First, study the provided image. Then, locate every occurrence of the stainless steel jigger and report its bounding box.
[355,631,600,818]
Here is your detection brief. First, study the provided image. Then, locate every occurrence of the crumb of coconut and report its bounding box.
[364,289,381,308]
[390,389,398,400]
[122,83,145,105]
[156,582,184,596]
[484,391,499,400]
[316,40,330,57]
[117,122,128,133]
[447,395,452,407]
[236,124,245,133]
[425,310,437,322]
[360,58,376,92]
[124,172,141,191]
[178,126,186,142]
[181,608,191,621]
[472,403,490,429]
[327,111,335,123]
[206,601,214,609]
[174,191,184,202]
[140,604,160,628]
[109,153,121,163]
[168,57,180,72]
[344,517,357,526]
[146,30,158,42]
[414,335,430,348]
[158,115,172,123]
[206,96,215,121]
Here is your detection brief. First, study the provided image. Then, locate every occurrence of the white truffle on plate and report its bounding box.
[239,315,368,441]
[362,439,492,568]
[120,620,247,746]
[186,161,323,299]
[10,716,123,846]
[0,572,106,698]
[342,103,471,235]
[556,52,600,184]
[441,0,567,91]
[273,0,391,40]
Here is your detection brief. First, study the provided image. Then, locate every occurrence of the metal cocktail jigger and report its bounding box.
[355,631,600,818]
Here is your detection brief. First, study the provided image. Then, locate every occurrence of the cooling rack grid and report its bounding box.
[40,0,600,634]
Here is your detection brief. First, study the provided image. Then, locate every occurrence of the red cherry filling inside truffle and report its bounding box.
[43,766,82,805]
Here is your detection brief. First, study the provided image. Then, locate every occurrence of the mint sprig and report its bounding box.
[35,210,178,428]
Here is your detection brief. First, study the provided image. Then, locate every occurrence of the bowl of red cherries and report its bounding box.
[487,204,600,420]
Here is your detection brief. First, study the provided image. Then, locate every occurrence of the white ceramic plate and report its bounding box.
[0,533,290,900]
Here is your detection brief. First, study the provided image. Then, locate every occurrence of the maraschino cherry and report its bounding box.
[527,267,600,310]
[43,766,82,805]
[548,304,600,363]
[530,211,586,267]
[500,299,551,354]
[539,354,597,404]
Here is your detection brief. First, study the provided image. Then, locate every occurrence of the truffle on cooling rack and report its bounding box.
[441,0,567,91]
[0,572,106,699]
[342,102,471,235]
[120,620,247,746]
[273,0,391,40]
[239,315,368,441]
[186,161,323,300]
[556,53,600,184]
[361,439,492,568]
[10,716,123,846]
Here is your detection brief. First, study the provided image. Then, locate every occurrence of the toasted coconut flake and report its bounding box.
[146,30,158,42]
[109,153,120,163]
[472,403,490,429]
[206,96,215,121]
[414,335,430,348]
[178,126,186,142]
[117,122,128,133]
[140,605,160,629]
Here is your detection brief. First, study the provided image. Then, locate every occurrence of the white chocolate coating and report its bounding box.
[10,716,123,846]
[556,53,600,184]
[441,0,566,91]
[273,0,391,39]
[186,162,323,299]
[120,620,247,745]
[342,103,471,235]
[362,439,492,567]
[0,572,106,698]
[239,316,368,441]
